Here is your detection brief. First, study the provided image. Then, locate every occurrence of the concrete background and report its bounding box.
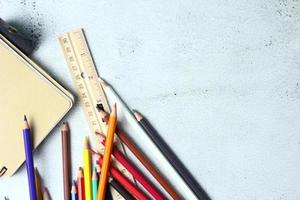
[0,0,300,199]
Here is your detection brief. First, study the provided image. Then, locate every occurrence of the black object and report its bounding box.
[138,115,211,200]
[110,179,135,200]
[105,186,113,200]
[0,18,33,55]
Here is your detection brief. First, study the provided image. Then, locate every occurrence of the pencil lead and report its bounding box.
[61,121,69,131]
[24,114,27,121]
[96,104,105,112]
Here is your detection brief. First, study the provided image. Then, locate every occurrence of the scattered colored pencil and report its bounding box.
[100,138,164,200]
[71,181,78,200]
[96,162,135,200]
[35,168,43,200]
[23,115,37,200]
[62,122,71,200]
[43,187,51,200]
[97,103,117,200]
[105,186,112,200]
[109,178,135,200]
[98,110,181,200]
[77,167,85,200]
[83,137,92,200]
[134,111,209,200]
[97,155,148,200]
[92,168,98,200]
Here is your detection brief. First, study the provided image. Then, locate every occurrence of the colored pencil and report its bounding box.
[35,168,42,200]
[62,122,71,200]
[100,138,164,200]
[134,111,210,200]
[77,167,85,200]
[98,110,181,200]
[97,155,148,200]
[97,103,117,200]
[43,187,51,200]
[71,181,78,200]
[92,168,98,200]
[83,137,92,200]
[23,115,37,200]
[109,178,135,200]
[105,186,112,200]
[96,162,135,200]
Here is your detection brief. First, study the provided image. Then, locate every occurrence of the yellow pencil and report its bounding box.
[84,136,92,200]
[35,168,43,200]
[97,103,117,200]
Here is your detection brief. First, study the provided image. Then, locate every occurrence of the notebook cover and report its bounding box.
[0,35,73,176]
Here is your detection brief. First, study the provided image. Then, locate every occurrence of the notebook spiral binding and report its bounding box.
[0,166,7,177]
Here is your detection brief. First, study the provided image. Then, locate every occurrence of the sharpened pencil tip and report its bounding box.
[24,115,27,121]
[133,110,143,122]
[99,78,109,88]
[111,103,117,116]
[83,136,89,149]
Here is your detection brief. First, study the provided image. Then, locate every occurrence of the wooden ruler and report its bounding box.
[59,29,134,200]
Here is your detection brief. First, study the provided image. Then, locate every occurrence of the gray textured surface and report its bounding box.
[0,0,300,199]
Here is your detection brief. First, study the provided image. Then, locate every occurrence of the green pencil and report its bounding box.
[92,168,98,200]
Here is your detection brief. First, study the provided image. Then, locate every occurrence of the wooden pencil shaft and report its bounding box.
[104,187,112,200]
[83,148,92,200]
[110,179,135,200]
[23,127,37,200]
[101,139,165,199]
[35,169,42,200]
[140,118,210,200]
[101,114,181,200]
[98,105,117,200]
[62,127,71,200]
[97,156,148,200]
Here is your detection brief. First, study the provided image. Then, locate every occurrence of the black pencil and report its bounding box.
[109,179,135,200]
[133,111,210,200]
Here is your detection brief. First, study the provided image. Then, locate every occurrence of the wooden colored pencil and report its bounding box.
[83,137,92,200]
[97,103,117,200]
[98,110,181,200]
[35,168,42,200]
[109,179,135,200]
[92,168,98,200]
[71,181,78,200]
[77,167,85,200]
[62,122,71,200]
[105,186,112,200]
[97,155,148,200]
[100,138,164,200]
[23,115,37,200]
[95,162,134,200]
[43,187,51,200]
[134,111,210,200]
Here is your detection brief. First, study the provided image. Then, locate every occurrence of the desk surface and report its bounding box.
[0,0,300,199]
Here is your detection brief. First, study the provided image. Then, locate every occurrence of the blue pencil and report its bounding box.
[23,115,37,200]
[71,180,78,200]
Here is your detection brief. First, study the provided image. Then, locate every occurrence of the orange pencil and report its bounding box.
[97,103,117,200]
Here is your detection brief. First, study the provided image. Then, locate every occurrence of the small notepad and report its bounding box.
[0,34,73,176]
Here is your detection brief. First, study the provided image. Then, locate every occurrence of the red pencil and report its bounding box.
[97,155,148,200]
[77,167,85,200]
[101,138,164,200]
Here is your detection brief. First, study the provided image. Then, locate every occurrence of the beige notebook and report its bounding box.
[0,34,74,176]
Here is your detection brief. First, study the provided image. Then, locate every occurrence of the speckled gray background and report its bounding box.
[0,0,300,199]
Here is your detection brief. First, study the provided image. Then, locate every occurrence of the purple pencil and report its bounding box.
[23,115,37,200]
